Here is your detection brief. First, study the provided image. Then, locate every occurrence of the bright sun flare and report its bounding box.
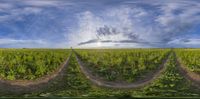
[97,42,102,47]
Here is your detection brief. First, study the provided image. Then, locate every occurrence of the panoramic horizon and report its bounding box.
[1,1,200,98]
[1,0,200,48]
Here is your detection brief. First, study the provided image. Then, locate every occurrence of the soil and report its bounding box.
[74,51,171,89]
[0,52,72,95]
[2,49,200,95]
[174,52,200,88]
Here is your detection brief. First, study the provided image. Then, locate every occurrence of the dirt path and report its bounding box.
[0,52,72,95]
[174,52,200,88]
[74,51,171,89]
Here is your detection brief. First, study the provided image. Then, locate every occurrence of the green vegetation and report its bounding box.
[51,53,137,97]
[75,49,170,83]
[175,49,200,74]
[48,50,200,97]
[0,48,200,98]
[141,53,199,97]
[0,49,70,80]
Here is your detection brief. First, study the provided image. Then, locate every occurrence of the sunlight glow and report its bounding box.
[97,41,102,47]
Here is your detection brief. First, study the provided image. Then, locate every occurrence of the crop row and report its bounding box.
[175,49,200,74]
[49,51,200,97]
[75,49,170,83]
[0,49,70,80]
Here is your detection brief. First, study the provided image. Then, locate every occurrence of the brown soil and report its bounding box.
[0,52,72,95]
[3,49,199,95]
[174,52,200,88]
[74,51,171,89]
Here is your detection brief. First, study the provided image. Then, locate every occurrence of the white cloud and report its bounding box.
[22,0,61,7]
[0,38,46,45]
[67,11,103,46]
[0,4,42,22]
[67,0,200,48]
[0,3,13,10]
[156,1,200,26]
[1,0,200,48]
[76,42,151,48]
[18,0,74,9]
[169,38,200,45]
[0,0,72,22]
[0,38,68,48]
[67,6,150,47]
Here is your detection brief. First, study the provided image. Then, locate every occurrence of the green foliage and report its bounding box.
[51,50,200,97]
[175,49,200,74]
[141,53,199,97]
[0,48,200,97]
[76,49,170,83]
[0,49,70,80]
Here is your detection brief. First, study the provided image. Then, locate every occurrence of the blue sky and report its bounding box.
[0,0,200,48]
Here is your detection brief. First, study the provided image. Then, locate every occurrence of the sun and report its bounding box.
[97,41,102,47]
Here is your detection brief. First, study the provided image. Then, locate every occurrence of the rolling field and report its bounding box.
[0,48,200,98]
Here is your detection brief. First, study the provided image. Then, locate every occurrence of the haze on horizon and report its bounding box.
[0,0,200,48]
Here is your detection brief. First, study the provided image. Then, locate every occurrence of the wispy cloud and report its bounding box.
[0,1,43,22]
[67,0,200,48]
[21,0,62,7]
[0,2,13,10]
[0,0,72,48]
[0,0,74,22]
[68,6,149,47]
[1,0,200,48]
[167,38,200,48]
[0,38,47,48]
[0,38,45,44]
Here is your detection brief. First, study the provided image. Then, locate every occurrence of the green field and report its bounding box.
[0,48,200,98]
[0,49,70,80]
[75,49,170,83]
[175,49,200,74]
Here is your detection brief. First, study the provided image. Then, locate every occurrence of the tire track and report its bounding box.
[74,50,171,89]
[174,52,200,88]
[0,52,72,95]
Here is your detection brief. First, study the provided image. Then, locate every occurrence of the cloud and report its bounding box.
[68,6,149,47]
[21,0,63,7]
[0,0,74,22]
[1,0,200,48]
[96,25,120,37]
[0,0,74,48]
[0,7,42,22]
[0,38,45,44]
[0,3,13,10]
[0,38,69,48]
[3,0,72,8]
[77,39,150,46]
[67,0,200,48]
[0,2,43,22]
[168,38,200,45]
[167,38,200,48]
[0,38,47,48]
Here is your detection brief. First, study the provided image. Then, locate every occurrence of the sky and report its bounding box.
[0,0,200,48]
